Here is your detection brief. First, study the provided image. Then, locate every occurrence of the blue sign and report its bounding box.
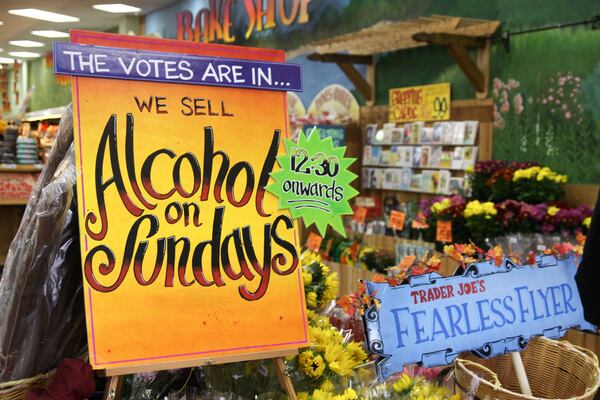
[363,255,595,380]
[53,43,302,92]
[303,125,346,147]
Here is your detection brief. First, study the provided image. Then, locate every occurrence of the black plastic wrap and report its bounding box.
[0,104,87,382]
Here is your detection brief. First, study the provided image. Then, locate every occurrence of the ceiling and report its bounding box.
[0,0,175,61]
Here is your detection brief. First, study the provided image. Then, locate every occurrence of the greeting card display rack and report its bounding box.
[359,98,493,204]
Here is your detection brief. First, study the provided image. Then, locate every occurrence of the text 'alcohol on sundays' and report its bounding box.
[83,114,298,302]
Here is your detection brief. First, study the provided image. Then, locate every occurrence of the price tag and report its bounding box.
[354,206,367,224]
[305,232,323,252]
[436,220,453,243]
[388,210,405,231]
[411,212,429,229]
[398,255,416,271]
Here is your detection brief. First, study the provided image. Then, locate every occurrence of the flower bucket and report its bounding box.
[454,336,600,400]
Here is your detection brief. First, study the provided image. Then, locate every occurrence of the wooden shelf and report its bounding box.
[367,142,476,147]
[363,164,471,172]
[364,187,455,196]
[0,198,29,205]
[0,164,43,173]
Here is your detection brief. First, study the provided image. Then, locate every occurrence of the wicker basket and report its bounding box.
[454,336,600,400]
[0,370,55,400]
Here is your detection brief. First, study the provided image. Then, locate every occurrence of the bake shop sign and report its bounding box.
[362,255,595,380]
[177,0,311,43]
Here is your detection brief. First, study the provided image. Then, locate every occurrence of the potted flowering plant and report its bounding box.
[512,165,567,203]
[421,196,468,248]
[495,200,547,233]
[463,200,502,247]
[472,160,505,200]
[541,204,592,234]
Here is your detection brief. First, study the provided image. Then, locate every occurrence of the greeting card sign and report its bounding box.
[55,31,309,372]
[389,83,450,123]
[363,255,594,380]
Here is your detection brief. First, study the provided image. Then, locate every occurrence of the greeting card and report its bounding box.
[464,120,479,145]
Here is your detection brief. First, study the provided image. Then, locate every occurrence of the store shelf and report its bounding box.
[0,164,43,173]
[365,187,455,196]
[367,143,476,147]
[21,106,66,122]
[0,198,29,205]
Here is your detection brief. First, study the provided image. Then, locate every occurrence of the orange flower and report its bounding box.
[527,251,537,266]
[386,276,402,287]
[357,281,366,295]
[444,244,462,262]
[485,245,504,266]
[411,264,427,275]
[426,255,442,271]
[337,295,356,316]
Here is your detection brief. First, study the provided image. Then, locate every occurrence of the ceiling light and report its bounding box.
[92,4,141,13]
[0,57,15,64]
[31,30,69,38]
[9,40,45,48]
[0,21,4,26]
[8,9,79,23]
[8,51,41,58]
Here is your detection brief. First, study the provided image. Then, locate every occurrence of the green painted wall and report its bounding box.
[27,58,72,112]
[344,0,600,183]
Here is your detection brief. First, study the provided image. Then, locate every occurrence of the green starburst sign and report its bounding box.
[267,127,358,236]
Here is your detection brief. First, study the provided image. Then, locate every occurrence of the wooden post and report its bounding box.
[273,357,297,400]
[103,375,124,400]
[447,45,485,94]
[366,62,376,106]
[476,39,491,99]
[411,31,493,99]
[510,352,532,396]
[336,62,373,103]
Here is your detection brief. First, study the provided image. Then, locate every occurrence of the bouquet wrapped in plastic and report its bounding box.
[0,104,87,382]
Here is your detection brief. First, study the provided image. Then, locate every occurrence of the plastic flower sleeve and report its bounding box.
[0,105,86,382]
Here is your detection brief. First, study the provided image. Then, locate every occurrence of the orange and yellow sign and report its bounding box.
[66,31,308,372]
[388,210,405,231]
[389,83,450,123]
[436,220,453,243]
[305,232,323,253]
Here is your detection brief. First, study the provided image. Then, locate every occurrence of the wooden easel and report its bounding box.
[102,355,297,400]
